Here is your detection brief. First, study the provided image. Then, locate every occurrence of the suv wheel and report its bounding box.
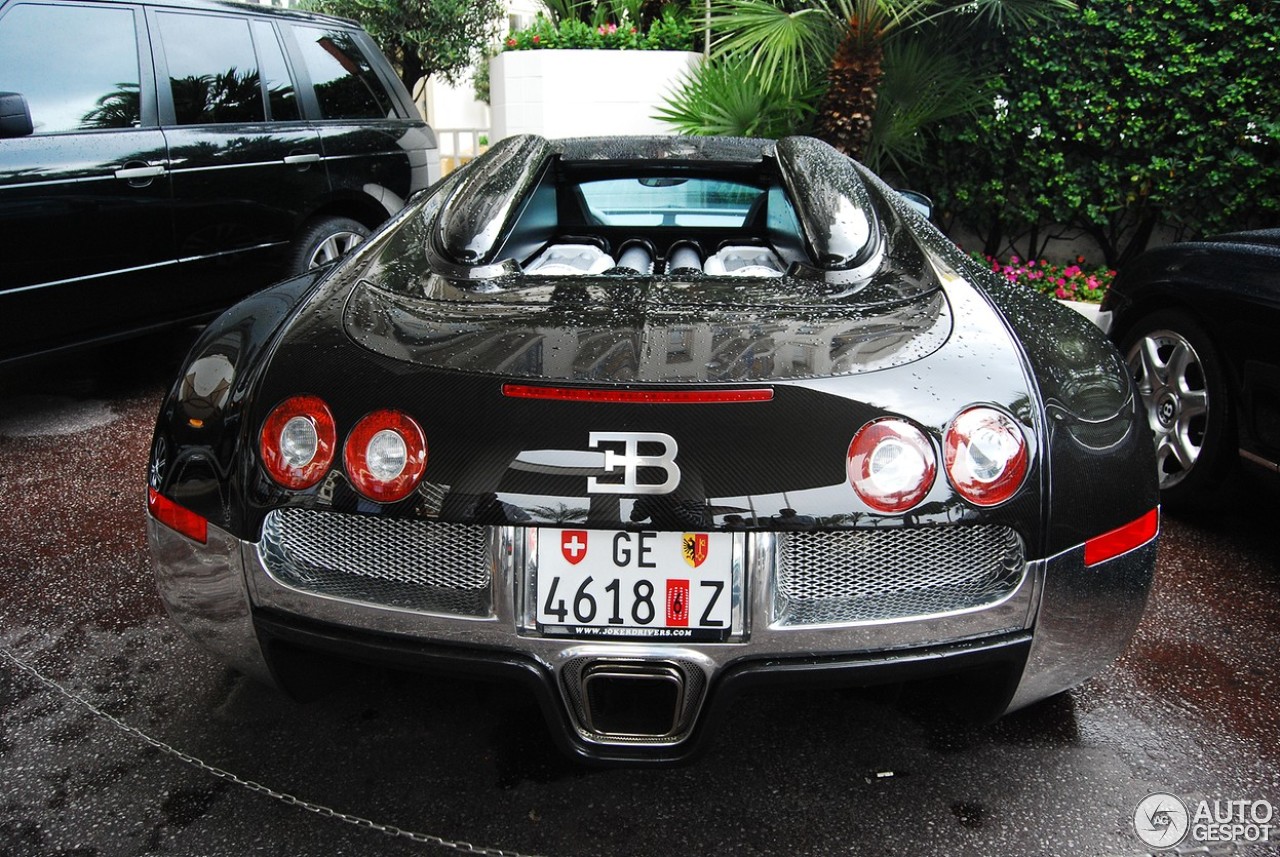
[289,216,370,274]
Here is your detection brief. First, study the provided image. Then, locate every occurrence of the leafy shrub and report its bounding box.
[503,8,692,52]
[653,54,814,138]
[915,0,1280,267]
[504,15,559,50]
[645,7,695,51]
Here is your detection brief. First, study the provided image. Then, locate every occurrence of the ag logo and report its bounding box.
[561,530,588,565]
[587,431,680,495]
[1134,793,1189,849]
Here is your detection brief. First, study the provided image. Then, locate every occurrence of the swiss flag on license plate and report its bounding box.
[561,530,588,565]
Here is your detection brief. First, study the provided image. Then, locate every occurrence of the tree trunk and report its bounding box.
[981,212,1003,259]
[1082,223,1120,270]
[1117,211,1159,268]
[1021,222,1040,263]
[399,44,425,97]
[812,19,883,159]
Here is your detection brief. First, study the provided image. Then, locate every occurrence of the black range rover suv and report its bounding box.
[0,0,440,363]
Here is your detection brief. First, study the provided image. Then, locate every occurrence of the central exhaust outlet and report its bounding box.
[580,661,686,738]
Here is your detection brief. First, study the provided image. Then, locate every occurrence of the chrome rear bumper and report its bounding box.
[148,515,1155,760]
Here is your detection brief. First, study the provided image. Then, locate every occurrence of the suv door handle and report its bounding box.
[283,153,321,165]
[114,164,166,180]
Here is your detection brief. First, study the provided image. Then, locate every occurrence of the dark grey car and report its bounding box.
[1100,230,1280,505]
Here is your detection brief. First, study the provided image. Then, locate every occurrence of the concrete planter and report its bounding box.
[490,49,699,140]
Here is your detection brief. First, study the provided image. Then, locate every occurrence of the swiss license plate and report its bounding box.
[536,529,733,642]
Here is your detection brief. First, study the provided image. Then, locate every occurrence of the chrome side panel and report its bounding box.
[147,519,275,686]
[1005,538,1157,712]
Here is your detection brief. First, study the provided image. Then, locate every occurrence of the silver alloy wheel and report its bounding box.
[1126,328,1209,489]
[306,230,364,269]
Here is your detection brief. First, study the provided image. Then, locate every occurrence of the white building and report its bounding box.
[419,0,543,171]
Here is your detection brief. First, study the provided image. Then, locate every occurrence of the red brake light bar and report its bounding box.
[147,487,208,544]
[502,384,773,404]
[1084,508,1159,567]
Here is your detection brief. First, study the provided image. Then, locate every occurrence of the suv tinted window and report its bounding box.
[0,3,141,133]
[158,11,264,124]
[251,20,299,121]
[293,25,394,120]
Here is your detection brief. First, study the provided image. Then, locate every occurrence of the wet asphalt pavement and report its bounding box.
[1,331,1277,857]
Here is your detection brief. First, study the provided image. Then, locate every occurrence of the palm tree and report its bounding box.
[676,0,1074,170]
[82,82,141,129]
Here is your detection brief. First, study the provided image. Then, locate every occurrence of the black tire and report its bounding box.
[1120,308,1234,508]
[287,216,370,275]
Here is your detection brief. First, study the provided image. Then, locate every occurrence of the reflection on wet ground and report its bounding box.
[1,331,1276,856]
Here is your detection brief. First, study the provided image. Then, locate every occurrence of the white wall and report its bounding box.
[490,50,699,140]
[421,78,490,143]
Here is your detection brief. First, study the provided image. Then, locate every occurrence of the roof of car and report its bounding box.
[1205,228,1280,251]
[36,0,358,27]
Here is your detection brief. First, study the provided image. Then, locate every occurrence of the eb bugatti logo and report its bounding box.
[682,533,709,568]
[587,431,680,495]
[561,530,588,565]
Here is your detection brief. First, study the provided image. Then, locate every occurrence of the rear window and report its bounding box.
[579,178,764,228]
[292,26,395,120]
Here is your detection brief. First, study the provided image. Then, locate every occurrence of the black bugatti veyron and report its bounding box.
[146,135,1158,762]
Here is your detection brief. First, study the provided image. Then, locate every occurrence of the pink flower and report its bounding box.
[1055,287,1069,299]
[532,34,540,43]
[1063,265,1081,278]
[506,37,517,46]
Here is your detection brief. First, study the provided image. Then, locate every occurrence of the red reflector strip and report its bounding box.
[1084,508,1158,566]
[502,384,773,404]
[147,487,208,544]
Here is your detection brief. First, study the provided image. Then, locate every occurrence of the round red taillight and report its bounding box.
[260,395,336,490]
[944,406,1029,506]
[343,410,427,503]
[847,418,937,513]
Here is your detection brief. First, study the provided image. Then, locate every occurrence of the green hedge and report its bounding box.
[915,0,1280,267]
[503,10,694,52]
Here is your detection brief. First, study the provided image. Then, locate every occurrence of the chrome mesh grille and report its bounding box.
[259,509,492,616]
[775,526,1025,626]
